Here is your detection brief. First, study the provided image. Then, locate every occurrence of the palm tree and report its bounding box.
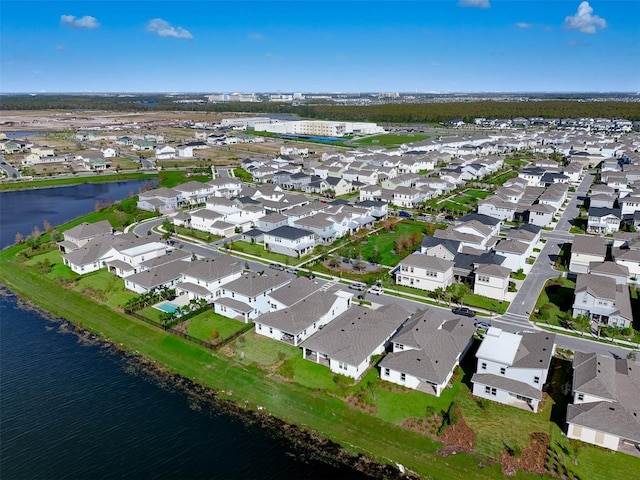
[573,313,591,337]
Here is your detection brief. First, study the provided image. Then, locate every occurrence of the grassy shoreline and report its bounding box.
[0,241,543,480]
[2,212,639,479]
[0,172,158,192]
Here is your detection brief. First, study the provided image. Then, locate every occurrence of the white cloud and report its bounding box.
[516,22,533,29]
[60,15,100,29]
[147,18,193,39]
[564,1,607,34]
[458,0,490,8]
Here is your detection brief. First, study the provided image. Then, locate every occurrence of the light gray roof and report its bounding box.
[571,235,607,256]
[475,263,511,279]
[575,274,616,301]
[126,261,185,290]
[471,373,543,400]
[64,220,112,242]
[268,277,320,307]
[215,296,253,313]
[139,249,191,269]
[176,281,212,296]
[257,290,342,335]
[182,257,243,282]
[512,331,556,370]
[588,261,629,278]
[495,238,529,254]
[400,252,454,272]
[572,352,617,401]
[301,304,410,366]
[223,273,290,297]
[567,402,640,443]
[381,316,475,385]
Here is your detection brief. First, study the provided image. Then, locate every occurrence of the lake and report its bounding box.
[0,181,369,479]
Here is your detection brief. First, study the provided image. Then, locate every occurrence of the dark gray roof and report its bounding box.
[588,206,621,219]
[301,304,410,366]
[421,236,460,255]
[471,373,543,400]
[266,225,314,240]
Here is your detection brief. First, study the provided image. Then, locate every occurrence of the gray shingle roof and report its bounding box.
[268,277,320,307]
[182,257,243,282]
[266,225,314,240]
[571,235,607,256]
[575,274,616,301]
[512,331,556,370]
[223,274,290,297]
[471,373,543,400]
[301,304,410,366]
[400,253,454,272]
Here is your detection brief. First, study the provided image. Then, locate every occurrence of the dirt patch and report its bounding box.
[346,392,378,415]
[401,415,440,436]
[440,407,475,450]
[499,432,550,477]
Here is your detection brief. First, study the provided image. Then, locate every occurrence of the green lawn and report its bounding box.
[463,189,493,200]
[486,170,518,186]
[460,293,509,314]
[533,277,576,327]
[504,158,529,167]
[173,225,223,243]
[356,220,429,266]
[3,208,639,479]
[350,133,430,147]
[187,311,249,341]
[0,172,157,192]
[226,240,308,266]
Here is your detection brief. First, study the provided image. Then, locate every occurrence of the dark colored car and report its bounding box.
[452,307,476,318]
[269,263,285,271]
[398,210,412,218]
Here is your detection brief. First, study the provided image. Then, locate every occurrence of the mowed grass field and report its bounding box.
[350,133,430,147]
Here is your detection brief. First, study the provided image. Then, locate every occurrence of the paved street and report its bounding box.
[131,172,635,360]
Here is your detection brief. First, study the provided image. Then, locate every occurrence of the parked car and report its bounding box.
[452,307,476,318]
[398,210,412,218]
[368,286,384,295]
[349,283,366,291]
[286,267,297,274]
[269,263,285,271]
[474,321,491,330]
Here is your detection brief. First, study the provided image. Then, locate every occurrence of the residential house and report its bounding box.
[571,274,632,329]
[473,263,511,302]
[587,207,621,235]
[213,273,291,322]
[477,197,517,222]
[569,235,607,274]
[176,257,244,303]
[566,352,640,452]
[155,145,176,160]
[396,253,454,292]
[58,220,113,253]
[527,203,556,227]
[494,239,531,272]
[301,304,410,380]
[379,309,475,396]
[263,225,316,257]
[256,285,353,346]
[137,187,180,213]
[471,328,556,413]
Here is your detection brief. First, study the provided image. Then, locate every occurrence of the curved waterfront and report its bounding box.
[0,182,370,479]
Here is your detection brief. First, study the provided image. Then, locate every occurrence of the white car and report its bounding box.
[368,286,384,295]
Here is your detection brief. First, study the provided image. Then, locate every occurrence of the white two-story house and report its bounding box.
[471,328,556,413]
[395,253,454,292]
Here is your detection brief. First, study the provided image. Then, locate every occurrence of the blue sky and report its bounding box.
[2,1,639,93]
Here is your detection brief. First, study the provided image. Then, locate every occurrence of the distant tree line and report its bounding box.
[1,95,639,122]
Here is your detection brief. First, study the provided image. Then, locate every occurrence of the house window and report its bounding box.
[491,387,497,396]
[500,367,506,375]
[257,324,262,331]
[396,344,404,350]
[384,368,390,377]
[534,376,540,384]
[481,362,487,370]
[339,362,348,371]
[577,393,584,401]
[485,386,491,394]
[400,373,406,381]
[269,327,273,334]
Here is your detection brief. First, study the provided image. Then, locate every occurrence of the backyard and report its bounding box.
[349,133,430,147]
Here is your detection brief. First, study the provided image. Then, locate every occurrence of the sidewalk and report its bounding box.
[534,322,639,350]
